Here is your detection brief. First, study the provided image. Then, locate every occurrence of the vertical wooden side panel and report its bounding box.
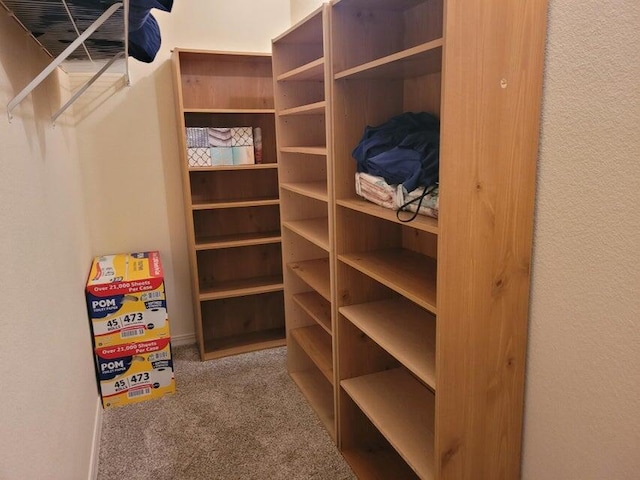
[323,3,341,446]
[171,49,205,360]
[436,1,548,479]
[275,5,339,441]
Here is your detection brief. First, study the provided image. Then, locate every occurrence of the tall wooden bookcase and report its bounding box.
[172,50,286,361]
[274,0,548,478]
[272,5,337,439]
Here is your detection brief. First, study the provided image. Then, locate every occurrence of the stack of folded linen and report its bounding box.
[355,172,397,210]
[396,184,439,219]
[185,127,255,167]
[355,172,439,220]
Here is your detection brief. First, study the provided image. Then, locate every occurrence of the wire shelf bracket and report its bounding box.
[6,1,128,123]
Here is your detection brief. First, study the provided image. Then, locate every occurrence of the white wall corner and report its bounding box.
[88,396,103,480]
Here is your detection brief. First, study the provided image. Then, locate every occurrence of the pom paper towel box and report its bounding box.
[96,337,175,408]
[86,252,170,346]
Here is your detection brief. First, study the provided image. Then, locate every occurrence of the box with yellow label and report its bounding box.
[86,252,170,346]
[96,337,175,408]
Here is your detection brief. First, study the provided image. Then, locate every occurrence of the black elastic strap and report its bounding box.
[396,185,436,223]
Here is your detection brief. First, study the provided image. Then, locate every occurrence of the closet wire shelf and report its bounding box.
[2,0,130,123]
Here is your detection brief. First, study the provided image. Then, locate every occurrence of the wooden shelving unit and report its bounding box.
[172,49,285,361]
[329,0,444,475]
[328,0,548,478]
[272,5,337,440]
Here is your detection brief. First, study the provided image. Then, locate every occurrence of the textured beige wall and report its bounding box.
[291,0,325,23]
[75,0,291,342]
[290,1,640,478]
[0,15,98,480]
[522,1,640,478]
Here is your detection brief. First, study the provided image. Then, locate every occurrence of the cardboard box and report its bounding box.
[86,252,169,346]
[96,337,175,408]
[188,147,213,167]
[210,146,234,166]
[231,126,255,165]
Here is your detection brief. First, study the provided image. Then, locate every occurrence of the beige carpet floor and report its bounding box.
[97,345,355,480]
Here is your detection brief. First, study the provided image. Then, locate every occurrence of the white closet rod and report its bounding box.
[7,1,124,122]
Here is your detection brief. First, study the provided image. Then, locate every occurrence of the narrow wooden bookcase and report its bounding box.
[272,5,337,439]
[171,49,285,361]
[328,0,548,479]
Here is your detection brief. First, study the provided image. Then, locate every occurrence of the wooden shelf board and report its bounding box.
[332,0,424,10]
[341,369,435,480]
[287,258,331,301]
[272,5,323,44]
[280,181,328,202]
[338,249,437,314]
[340,297,436,390]
[291,325,333,385]
[203,328,286,360]
[293,291,332,335]
[195,231,282,250]
[199,276,284,301]
[277,57,325,82]
[279,101,326,117]
[341,448,419,480]
[191,197,280,210]
[337,197,438,235]
[335,39,443,81]
[279,146,327,156]
[290,370,335,439]
[283,218,330,251]
[183,108,275,114]
[189,163,278,172]
[175,48,271,58]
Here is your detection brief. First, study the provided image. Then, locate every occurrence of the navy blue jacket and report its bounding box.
[352,112,439,192]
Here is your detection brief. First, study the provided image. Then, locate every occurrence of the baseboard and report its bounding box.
[171,333,196,347]
[88,395,103,480]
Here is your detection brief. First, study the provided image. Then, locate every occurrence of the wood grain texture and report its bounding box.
[339,387,421,479]
[192,205,281,245]
[173,50,284,360]
[290,369,336,438]
[280,181,328,202]
[189,169,279,204]
[341,368,435,479]
[200,291,285,350]
[291,325,334,384]
[177,50,274,110]
[172,50,205,359]
[274,7,339,441]
[337,198,439,234]
[277,58,325,82]
[293,291,332,334]
[340,297,437,389]
[279,100,326,117]
[283,217,330,251]
[436,0,549,478]
[288,258,331,301]
[339,249,437,314]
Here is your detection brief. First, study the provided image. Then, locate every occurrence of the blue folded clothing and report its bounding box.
[352,112,440,193]
[128,0,174,63]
